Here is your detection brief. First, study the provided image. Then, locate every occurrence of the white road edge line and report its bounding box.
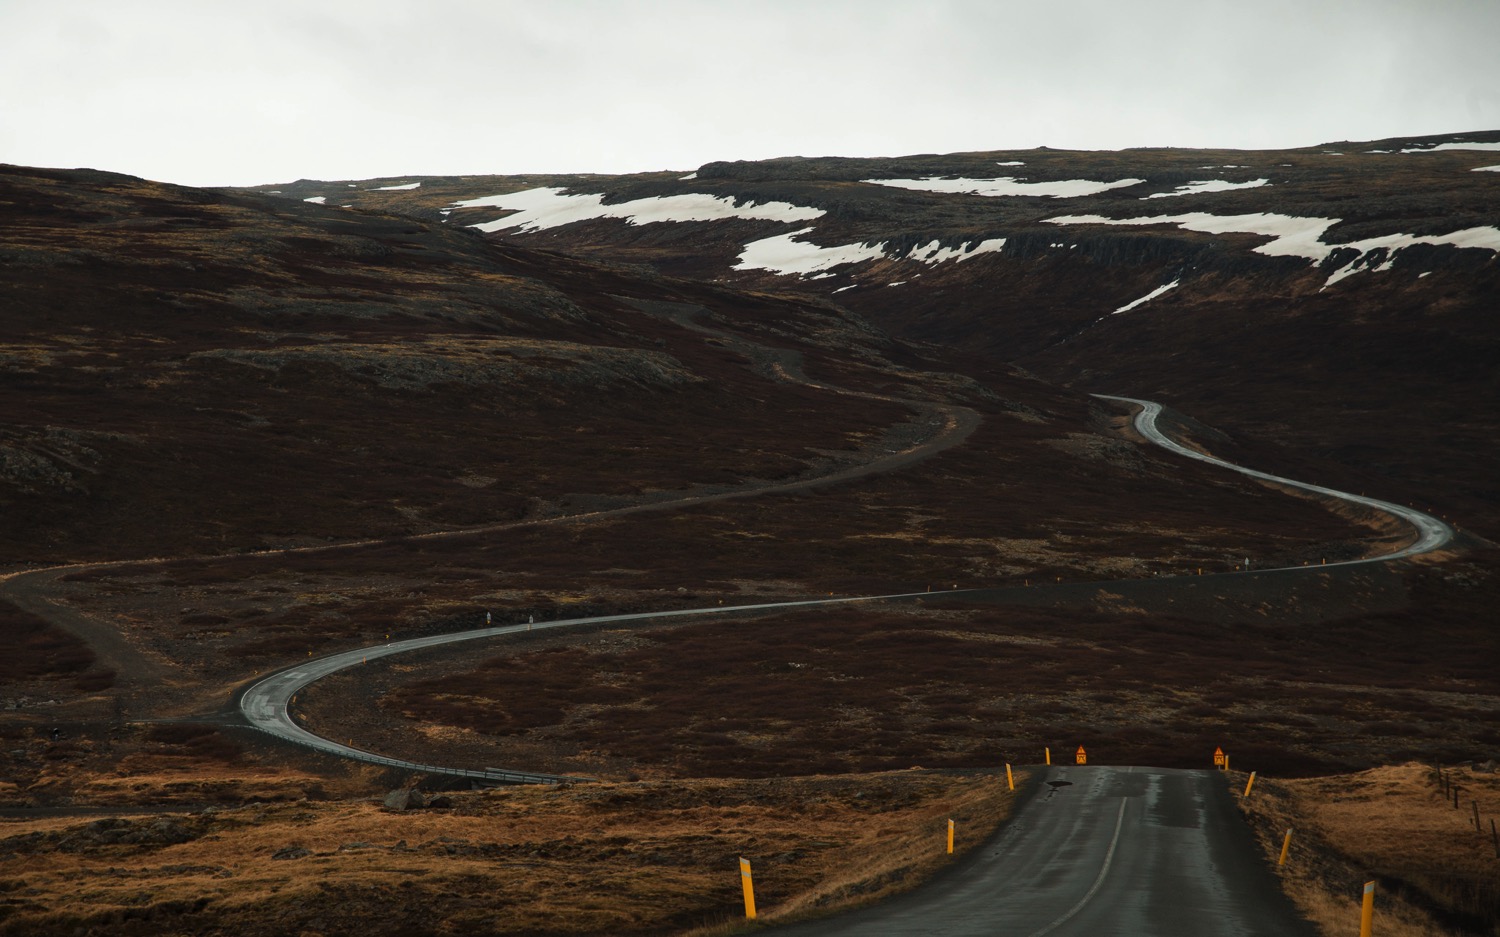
[1026,797,1129,937]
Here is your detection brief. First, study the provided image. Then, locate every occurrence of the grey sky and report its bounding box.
[3,0,1498,188]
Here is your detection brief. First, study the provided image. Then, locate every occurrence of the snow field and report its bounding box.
[863,176,1144,198]
[1400,142,1500,153]
[734,231,1006,277]
[372,182,421,191]
[733,228,887,276]
[454,187,825,234]
[1046,212,1500,287]
[1144,179,1269,199]
[1048,211,1339,261]
[1111,279,1180,315]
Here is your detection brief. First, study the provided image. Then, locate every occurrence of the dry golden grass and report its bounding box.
[0,768,1023,936]
[1240,763,1500,937]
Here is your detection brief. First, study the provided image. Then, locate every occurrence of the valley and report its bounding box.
[1,132,1497,935]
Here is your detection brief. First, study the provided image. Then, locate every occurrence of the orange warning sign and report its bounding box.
[1075,746,1087,765]
[1213,746,1226,768]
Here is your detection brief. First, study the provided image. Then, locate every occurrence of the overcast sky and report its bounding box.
[4,0,1499,188]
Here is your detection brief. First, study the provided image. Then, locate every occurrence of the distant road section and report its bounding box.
[773,766,1316,937]
[1095,394,1453,563]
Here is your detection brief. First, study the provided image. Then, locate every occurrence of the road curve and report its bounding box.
[1095,394,1453,563]
[771,766,1316,936]
[237,591,937,782]
[240,395,1457,781]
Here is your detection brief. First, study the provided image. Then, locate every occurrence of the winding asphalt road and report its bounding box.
[237,591,934,783]
[239,395,1455,780]
[1096,394,1453,562]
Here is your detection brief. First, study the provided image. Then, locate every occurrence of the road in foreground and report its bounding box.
[774,766,1315,936]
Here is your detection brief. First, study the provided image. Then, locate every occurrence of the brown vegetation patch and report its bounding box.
[1240,763,1500,936]
[0,769,1021,936]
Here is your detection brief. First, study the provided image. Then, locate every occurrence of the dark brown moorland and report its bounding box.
[2,135,1498,936]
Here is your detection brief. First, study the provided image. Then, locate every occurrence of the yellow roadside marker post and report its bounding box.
[1045,747,1051,766]
[947,819,955,855]
[739,857,756,919]
[1359,880,1375,937]
[1278,829,1293,866]
[1243,771,1257,797]
[1006,763,1014,791]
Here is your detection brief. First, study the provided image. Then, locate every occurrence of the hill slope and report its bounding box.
[261,131,1500,536]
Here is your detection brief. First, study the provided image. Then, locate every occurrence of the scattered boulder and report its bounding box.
[427,795,452,809]
[382,788,425,811]
[141,819,193,845]
[272,845,311,860]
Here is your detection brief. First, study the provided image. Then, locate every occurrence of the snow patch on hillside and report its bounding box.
[1048,212,1338,261]
[372,182,421,191]
[455,187,824,233]
[303,196,327,204]
[734,228,888,275]
[1474,165,1500,172]
[1400,141,1500,153]
[864,176,1143,198]
[1046,212,1500,287]
[902,238,1007,264]
[1144,179,1269,199]
[1318,228,1500,287]
[1112,279,1180,315]
[735,231,1006,277]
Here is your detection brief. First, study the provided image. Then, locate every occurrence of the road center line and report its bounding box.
[1026,797,1129,937]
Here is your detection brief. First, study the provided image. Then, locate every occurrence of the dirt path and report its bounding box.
[1,566,170,685]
